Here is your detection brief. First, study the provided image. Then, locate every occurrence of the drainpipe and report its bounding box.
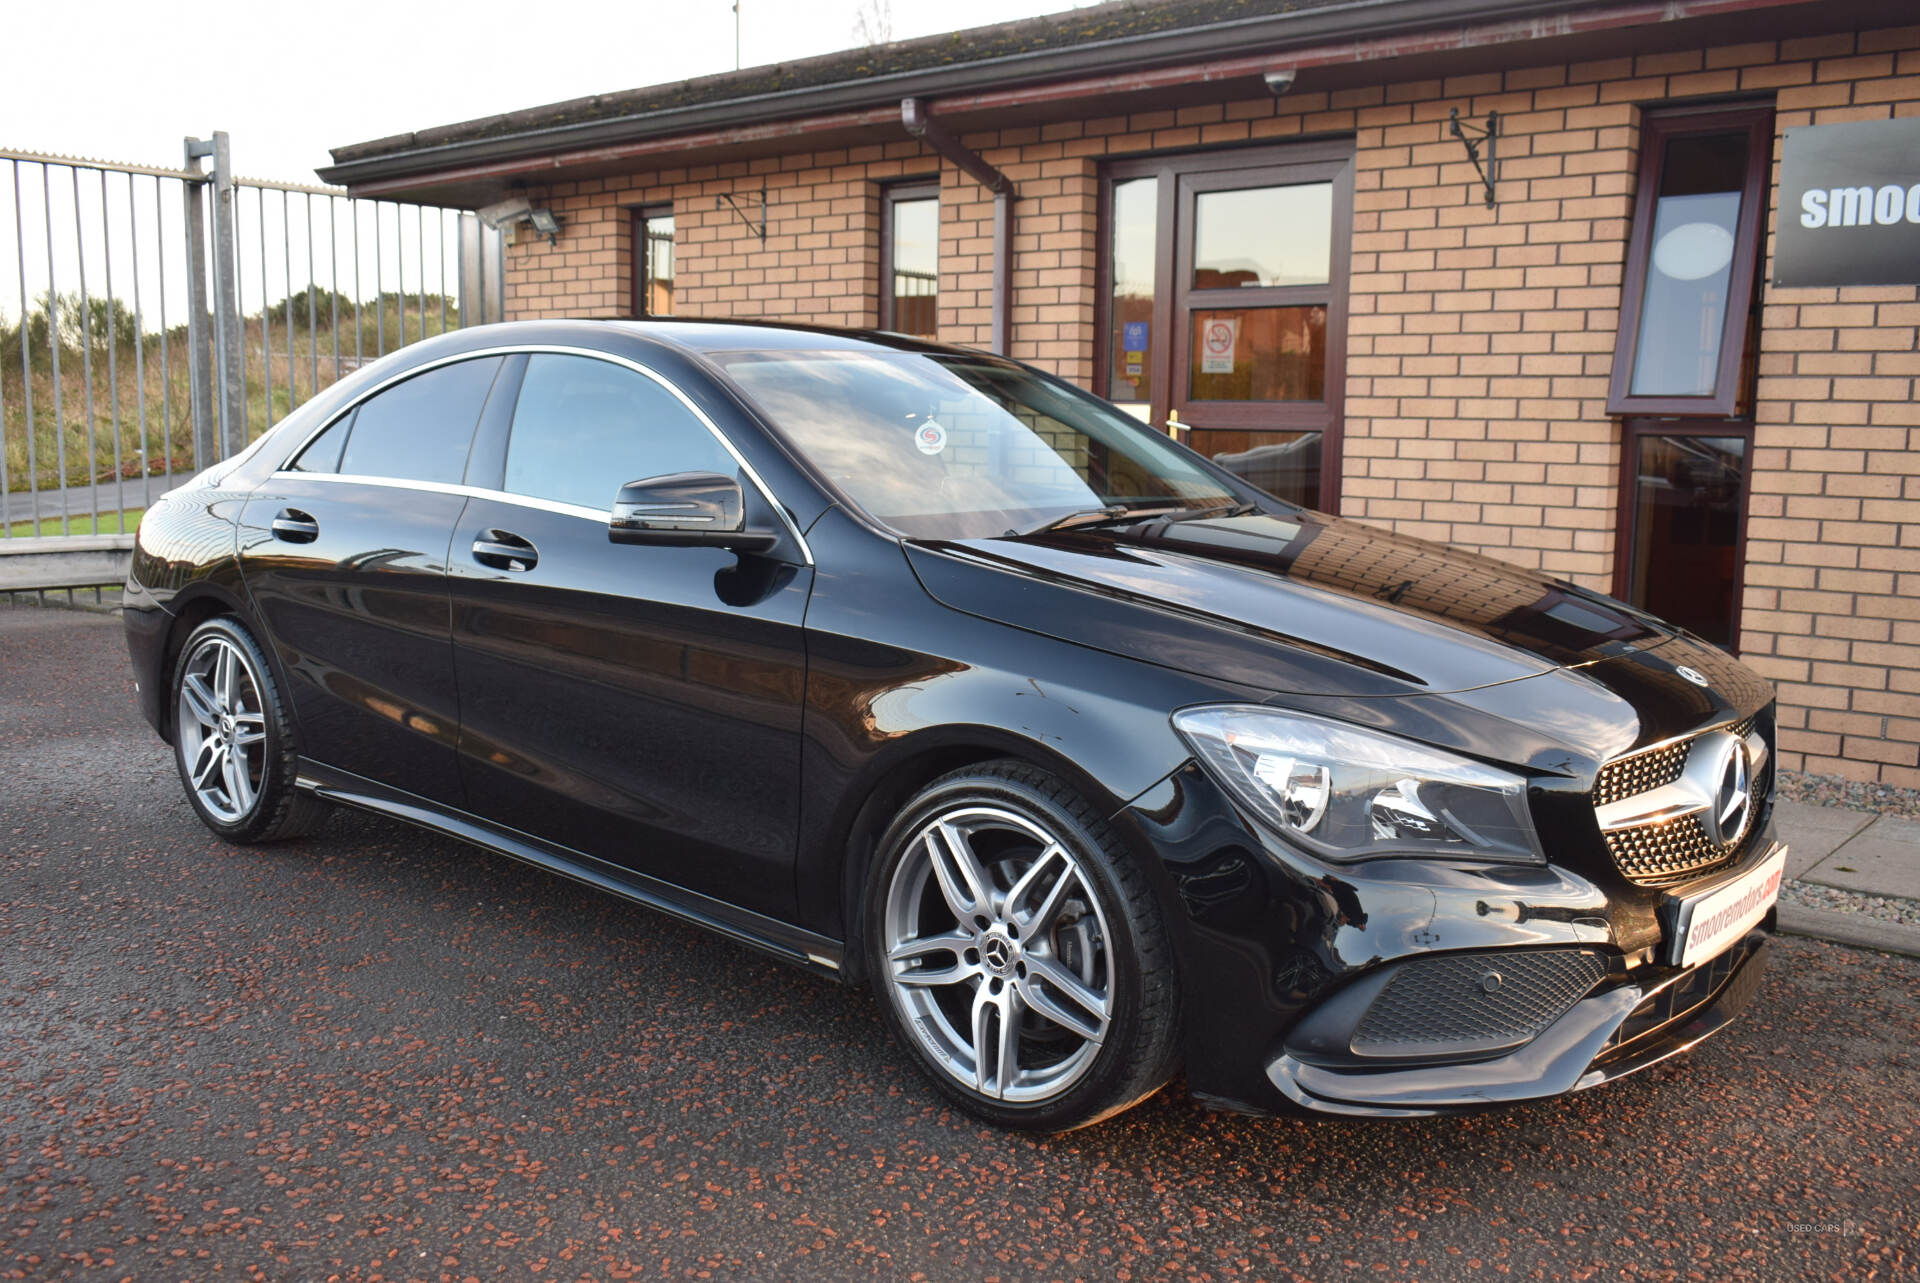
[901,98,1017,356]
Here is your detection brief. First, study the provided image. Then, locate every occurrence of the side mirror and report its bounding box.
[608,472,779,552]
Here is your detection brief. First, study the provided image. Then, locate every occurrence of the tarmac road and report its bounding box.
[2,605,1915,1281]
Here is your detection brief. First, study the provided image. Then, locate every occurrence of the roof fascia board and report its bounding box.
[319,0,1604,186]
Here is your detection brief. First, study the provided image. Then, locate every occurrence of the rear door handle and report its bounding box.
[271,508,319,543]
[471,529,538,572]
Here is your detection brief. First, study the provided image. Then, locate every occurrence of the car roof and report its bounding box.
[591,317,995,360]
[487,314,998,361]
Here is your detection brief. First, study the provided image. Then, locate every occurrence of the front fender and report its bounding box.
[791,506,1266,942]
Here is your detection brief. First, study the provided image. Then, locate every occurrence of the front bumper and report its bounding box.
[1114,761,1781,1117]
[1266,924,1770,1117]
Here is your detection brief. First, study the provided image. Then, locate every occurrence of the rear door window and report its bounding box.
[288,414,351,473]
[335,357,505,485]
[502,354,737,511]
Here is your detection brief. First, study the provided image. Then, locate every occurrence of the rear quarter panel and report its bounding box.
[123,484,255,739]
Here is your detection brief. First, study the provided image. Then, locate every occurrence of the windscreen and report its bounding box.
[716,349,1240,539]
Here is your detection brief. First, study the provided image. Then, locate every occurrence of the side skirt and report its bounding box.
[295,759,846,979]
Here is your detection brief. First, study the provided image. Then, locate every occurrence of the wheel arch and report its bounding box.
[155,584,263,743]
[827,726,1158,988]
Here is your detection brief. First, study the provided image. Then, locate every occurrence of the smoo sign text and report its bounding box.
[1776,116,1920,287]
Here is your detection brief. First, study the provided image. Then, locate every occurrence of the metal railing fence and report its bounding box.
[1,131,503,541]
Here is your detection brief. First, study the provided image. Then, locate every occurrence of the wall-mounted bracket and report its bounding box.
[716,185,766,241]
[1448,108,1499,209]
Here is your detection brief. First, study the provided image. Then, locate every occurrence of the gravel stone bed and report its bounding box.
[1780,879,1920,931]
[1776,769,1920,820]
[1771,772,1920,933]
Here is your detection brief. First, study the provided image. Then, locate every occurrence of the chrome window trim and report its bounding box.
[266,471,611,524]
[276,343,814,565]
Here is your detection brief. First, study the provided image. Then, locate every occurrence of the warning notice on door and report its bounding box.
[1199,318,1238,373]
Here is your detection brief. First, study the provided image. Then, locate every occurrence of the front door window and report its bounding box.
[1100,143,1354,511]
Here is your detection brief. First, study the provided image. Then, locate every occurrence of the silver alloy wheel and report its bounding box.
[175,635,268,824]
[882,804,1115,1104]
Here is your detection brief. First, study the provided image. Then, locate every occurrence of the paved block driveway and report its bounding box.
[2,607,1914,1280]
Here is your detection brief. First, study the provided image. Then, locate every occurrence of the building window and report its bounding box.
[631,205,674,318]
[1616,423,1751,650]
[1609,104,1771,651]
[1608,106,1772,418]
[882,182,939,338]
[1097,141,1354,512]
[1106,176,1157,409]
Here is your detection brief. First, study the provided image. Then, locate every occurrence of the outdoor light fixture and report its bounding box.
[475,196,562,245]
[476,196,533,230]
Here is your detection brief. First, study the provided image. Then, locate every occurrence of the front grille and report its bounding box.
[1352,949,1607,1059]
[1596,715,1767,887]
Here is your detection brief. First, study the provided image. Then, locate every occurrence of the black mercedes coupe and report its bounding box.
[125,320,1784,1129]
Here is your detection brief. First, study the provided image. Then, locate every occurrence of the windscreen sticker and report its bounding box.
[915,419,949,455]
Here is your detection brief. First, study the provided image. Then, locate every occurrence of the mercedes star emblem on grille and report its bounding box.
[1704,735,1754,849]
[1677,665,1711,688]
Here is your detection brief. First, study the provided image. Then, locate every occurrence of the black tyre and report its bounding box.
[864,759,1179,1131]
[170,616,326,843]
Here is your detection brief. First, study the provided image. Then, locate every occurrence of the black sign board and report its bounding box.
[1775,117,1920,287]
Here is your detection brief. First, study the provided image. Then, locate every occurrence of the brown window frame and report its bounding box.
[880,180,940,335]
[1606,104,1773,419]
[1612,417,1755,654]
[1094,138,1354,512]
[630,203,674,319]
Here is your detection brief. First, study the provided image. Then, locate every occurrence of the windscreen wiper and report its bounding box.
[1014,505,1191,537]
[1155,501,1260,524]
[1015,501,1265,537]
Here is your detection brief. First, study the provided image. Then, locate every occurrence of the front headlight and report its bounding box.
[1172,705,1543,865]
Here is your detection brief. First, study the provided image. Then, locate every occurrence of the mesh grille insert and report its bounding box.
[1604,814,1725,885]
[1352,949,1608,1058]
[1595,716,1755,808]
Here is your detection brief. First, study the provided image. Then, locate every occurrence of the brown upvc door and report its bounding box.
[1098,139,1354,512]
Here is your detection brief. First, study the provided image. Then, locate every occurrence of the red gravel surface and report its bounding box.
[2,606,1915,1281]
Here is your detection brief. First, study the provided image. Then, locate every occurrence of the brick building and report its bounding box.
[320,0,1920,787]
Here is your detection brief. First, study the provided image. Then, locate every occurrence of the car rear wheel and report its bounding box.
[171,617,325,843]
[865,760,1179,1131]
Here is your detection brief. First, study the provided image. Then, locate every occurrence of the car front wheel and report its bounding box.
[865,760,1179,1131]
[171,616,325,843]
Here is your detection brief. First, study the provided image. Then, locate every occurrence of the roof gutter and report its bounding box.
[320,0,1640,191]
[340,105,905,198]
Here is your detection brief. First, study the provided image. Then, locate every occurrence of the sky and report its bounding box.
[0,0,1087,329]
[5,0,1084,184]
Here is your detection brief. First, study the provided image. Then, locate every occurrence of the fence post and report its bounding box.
[458,215,504,327]
[208,132,247,460]
[182,138,216,471]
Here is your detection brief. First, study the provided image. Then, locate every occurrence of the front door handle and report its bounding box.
[471,529,538,572]
[271,508,319,543]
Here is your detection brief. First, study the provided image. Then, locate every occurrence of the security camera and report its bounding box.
[477,196,533,230]
[1263,69,1297,96]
